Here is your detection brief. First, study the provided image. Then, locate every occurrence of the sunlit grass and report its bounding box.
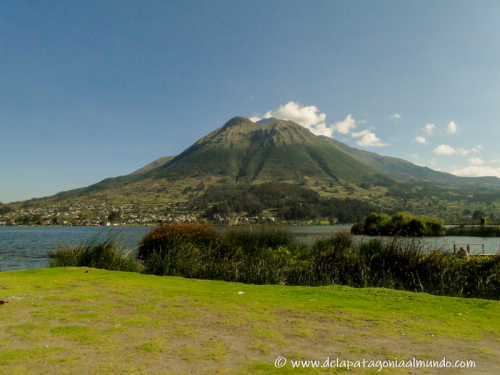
[0,268,499,373]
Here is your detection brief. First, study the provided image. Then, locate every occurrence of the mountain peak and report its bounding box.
[221,116,252,129]
[256,117,278,124]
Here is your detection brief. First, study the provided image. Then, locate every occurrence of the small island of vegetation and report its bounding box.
[352,212,500,238]
[351,212,444,236]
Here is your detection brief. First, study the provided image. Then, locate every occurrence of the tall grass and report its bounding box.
[140,224,305,285]
[49,233,142,273]
[49,223,500,300]
[310,233,500,299]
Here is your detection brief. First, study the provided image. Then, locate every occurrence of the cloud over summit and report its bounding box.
[250,102,388,146]
[263,102,326,128]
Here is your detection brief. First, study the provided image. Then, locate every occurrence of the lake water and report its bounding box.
[1,225,499,272]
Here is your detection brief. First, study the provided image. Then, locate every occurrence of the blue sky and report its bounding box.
[2,1,500,202]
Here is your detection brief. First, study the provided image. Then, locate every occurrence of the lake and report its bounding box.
[1,225,499,271]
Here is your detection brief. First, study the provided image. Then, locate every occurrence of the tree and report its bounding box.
[108,211,121,222]
[0,204,13,215]
[472,210,484,221]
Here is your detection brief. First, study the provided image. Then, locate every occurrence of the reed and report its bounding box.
[49,233,142,273]
[50,223,500,300]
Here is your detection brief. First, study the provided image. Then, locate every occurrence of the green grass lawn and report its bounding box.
[1,268,499,374]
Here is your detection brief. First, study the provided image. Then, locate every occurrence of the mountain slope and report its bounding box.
[319,136,457,183]
[129,156,175,176]
[52,116,500,202]
[145,116,384,186]
[53,116,392,199]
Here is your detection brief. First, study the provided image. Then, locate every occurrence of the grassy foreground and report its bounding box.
[1,268,500,374]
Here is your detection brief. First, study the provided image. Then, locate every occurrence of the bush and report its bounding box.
[350,221,364,235]
[138,222,221,260]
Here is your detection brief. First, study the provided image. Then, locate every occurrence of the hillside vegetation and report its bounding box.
[192,183,382,222]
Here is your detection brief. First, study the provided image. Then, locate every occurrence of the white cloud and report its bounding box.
[263,101,326,128]
[447,121,458,134]
[411,153,420,160]
[415,136,427,144]
[331,114,357,134]
[259,101,334,137]
[471,144,482,153]
[390,113,401,120]
[453,166,500,178]
[491,158,500,164]
[422,123,435,135]
[351,130,370,137]
[433,145,456,155]
[468,157,484,165]
[351,130,388,147]
[252,102,375,141]
[309,122,332,137]
[332,115,358,134]
[433,144,470,156]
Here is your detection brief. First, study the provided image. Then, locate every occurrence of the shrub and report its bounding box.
[350,221,364,235]
[137,222,221,260]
